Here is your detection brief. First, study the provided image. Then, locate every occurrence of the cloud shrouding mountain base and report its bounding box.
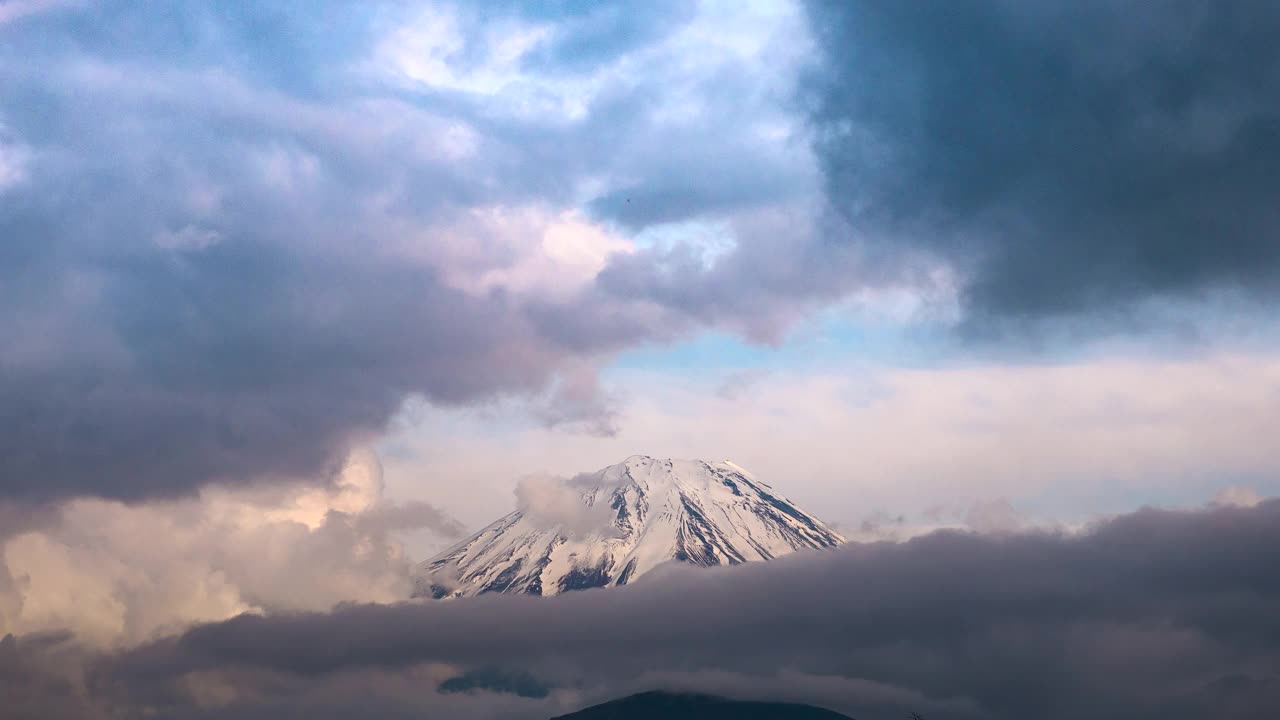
[5,499,1279,719]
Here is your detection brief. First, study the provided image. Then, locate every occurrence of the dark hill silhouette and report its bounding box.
[551,691,855,720]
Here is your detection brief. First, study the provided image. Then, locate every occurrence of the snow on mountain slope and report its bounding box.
[414,456,845,598]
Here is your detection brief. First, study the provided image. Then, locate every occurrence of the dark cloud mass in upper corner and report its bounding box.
[805,0,1280,324]
[7,500,1279,719]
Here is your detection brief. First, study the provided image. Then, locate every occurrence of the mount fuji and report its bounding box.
[414,455,845,599]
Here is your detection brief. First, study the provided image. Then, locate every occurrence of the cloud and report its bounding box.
[512,471,620,538]
[585,204,876,344]
[152,224,222,252]
[964,498,1022,534]
[0,130,28,192]
[0,10,593,503]
[0,0,67,27]
[1213,486,1263,509]
[6,0,1280,510]
[0,450,462,647]
[0,631,99,720]
[4,499,1274,718]
[378,352,1280,533]
[714,368,770,401]
[532,362,621,437]
[806,0,1280,327]
[0,47,621,502]
[0,0,831,504]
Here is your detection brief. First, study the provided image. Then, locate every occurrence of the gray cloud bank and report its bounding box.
[4,499,1277,719]
[807,0,1280,326]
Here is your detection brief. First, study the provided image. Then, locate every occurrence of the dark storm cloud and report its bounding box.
[0,632,96,720]
[0,225,571,500]
[806,0,1280,324]
[0,1,807,502]
[12,499,1267,719]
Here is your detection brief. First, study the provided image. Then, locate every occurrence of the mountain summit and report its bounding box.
[415,456,844,598]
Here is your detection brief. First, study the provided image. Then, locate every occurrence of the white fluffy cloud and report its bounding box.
[0,450,461,648]
[404,207,633,300]
[512,472,621,538]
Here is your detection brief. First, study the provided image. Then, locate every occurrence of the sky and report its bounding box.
[2,0,1280,718]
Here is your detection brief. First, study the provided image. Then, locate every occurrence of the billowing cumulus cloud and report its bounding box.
[807,0,1280,327]
[0,450,463,647]
[4,499,1278,719]
[0,1,817,503]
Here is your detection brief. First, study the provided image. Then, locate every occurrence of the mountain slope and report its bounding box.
[551,691,855,720]
[415,455,844,598]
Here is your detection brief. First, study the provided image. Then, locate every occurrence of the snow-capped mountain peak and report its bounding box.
[415,456,845,598]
